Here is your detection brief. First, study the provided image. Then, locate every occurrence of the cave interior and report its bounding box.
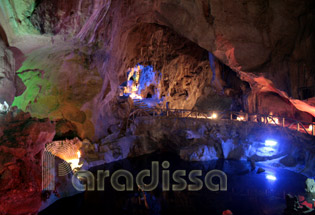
[0,0,315,215]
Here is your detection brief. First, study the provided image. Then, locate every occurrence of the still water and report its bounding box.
[40,152,311,215]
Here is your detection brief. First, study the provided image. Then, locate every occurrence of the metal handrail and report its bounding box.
[128,107,315,136]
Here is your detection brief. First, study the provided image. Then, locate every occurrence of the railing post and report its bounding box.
[245,113,248,122]
[230,113,233,120]
[297,123,300,131]
[282,118,285,128]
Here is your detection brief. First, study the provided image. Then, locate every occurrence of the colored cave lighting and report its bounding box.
[261,112,280,125]
[45,141,83,171]
[308,125,313,131]
[123,64,161,100]
[129,92,143,100]
[124,65,142,99]
[208,112,218,119]
[0,101,9,113]
[265,140,278,147]
[237,116,245,121]
[269,117,279,125]
[256,147,277,157]
[66,151,82,171]
[266,174,277,181]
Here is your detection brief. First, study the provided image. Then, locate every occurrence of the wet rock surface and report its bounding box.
[79,117,315,178]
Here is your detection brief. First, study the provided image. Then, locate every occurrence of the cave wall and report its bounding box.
[1,0,314,93]
[119,23,234,110]
[0,0,314,139]
[0,110,55,215]
[0,35,25,106]
[11,43,103,140]
[0,39,16,105]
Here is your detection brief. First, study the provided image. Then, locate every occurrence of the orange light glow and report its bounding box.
[239,72,315,118]
[237,116,245,121]
[267,113,279,125]
[124,66,142,100]
[129,93,142,100]
[45,139,83,171]
[308,125,313,131]
[208,113,218,119]
[66,151,82,170]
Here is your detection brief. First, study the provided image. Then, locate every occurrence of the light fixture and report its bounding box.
[208,112,218,119]
[308,125,313,131]
[266,174,277,181]
[265,140,277,147]
[237,116,245,121]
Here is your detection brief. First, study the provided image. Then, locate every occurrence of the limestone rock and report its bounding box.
[0,39,25,106]
[1,0,314,139]
[0,109,55,215]
[306,178,315,193]
[257,167,265,174]
[11,46,103,140]
[180,145,218,161]
[99,136,137,163]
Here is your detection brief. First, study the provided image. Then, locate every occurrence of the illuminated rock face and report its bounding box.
[117,24,234,110]
[0,109,55,215]
[11,46,103,140]
[0,0,314,139]
[2,0,313,90]
[0,39,25,106]
[306,178,315,193]
[92,117,315,177]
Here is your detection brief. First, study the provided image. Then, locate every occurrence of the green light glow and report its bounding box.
[11,46,65,117]
[0,0,39,36]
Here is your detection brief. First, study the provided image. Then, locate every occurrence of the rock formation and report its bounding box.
[0,109,55,215]
[0,1,314,214]
[0,37,25,106]
[306,178,315,193]
[0,0,313,139]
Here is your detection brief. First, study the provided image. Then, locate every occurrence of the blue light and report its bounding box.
[136,64,161,99]
[266,174,277,181]
[265,140,277,147]
[256,147,277,157]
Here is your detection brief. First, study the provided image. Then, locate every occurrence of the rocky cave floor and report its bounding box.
[2,107,315,215]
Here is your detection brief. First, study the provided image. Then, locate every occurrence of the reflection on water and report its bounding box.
[40,152,311,215]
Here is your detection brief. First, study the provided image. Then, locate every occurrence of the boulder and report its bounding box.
[180,145,218,161]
